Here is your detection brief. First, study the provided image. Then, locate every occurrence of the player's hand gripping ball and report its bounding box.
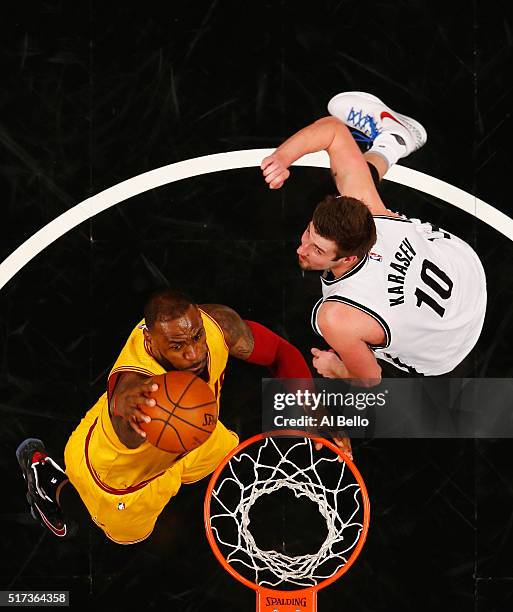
[141,371,218,453]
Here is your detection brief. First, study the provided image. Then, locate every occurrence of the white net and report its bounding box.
[209,436,366,589]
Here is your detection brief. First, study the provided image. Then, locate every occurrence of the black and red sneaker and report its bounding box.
[16,438,70,538]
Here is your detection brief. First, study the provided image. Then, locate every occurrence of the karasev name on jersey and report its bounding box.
[386,236,417,306]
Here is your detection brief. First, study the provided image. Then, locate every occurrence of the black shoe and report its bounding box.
[16,438,70,538]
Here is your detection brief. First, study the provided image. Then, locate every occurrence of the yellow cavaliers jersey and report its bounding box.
[84,309,228,492]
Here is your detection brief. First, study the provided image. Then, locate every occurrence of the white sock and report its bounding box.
[369,131,408,168]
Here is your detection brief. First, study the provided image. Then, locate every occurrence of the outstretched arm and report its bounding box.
[314,301,383,386]
[202,304,352,458]
[261,116,387,215]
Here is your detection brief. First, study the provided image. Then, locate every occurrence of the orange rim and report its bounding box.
[204,429,371,594]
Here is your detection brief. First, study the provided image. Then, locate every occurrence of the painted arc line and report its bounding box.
[0,149,511,292]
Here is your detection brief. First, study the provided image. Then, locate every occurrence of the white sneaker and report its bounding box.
[327,91,427,156]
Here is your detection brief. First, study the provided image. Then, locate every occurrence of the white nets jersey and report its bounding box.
[311,215,487,375]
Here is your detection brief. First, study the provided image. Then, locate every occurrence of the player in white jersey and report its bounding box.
[261,92,487,380]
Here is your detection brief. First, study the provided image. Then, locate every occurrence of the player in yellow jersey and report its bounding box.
[17,288,312,544]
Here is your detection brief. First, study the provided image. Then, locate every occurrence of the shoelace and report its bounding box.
[347,106,381,142]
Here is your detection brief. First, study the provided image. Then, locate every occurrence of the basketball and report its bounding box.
[141,371,218,454]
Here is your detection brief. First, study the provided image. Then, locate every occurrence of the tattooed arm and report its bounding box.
[201,304,351,457]
[200,304,254,359]
[200,304,311,377]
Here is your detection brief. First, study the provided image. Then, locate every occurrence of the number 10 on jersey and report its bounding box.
[415,259,453,317]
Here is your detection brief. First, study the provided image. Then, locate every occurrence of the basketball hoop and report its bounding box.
[204,430,370,611]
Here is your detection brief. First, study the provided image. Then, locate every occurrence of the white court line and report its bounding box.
[1,149,511,291]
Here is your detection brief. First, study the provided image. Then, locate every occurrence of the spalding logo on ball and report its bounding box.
[141,371,218,454]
